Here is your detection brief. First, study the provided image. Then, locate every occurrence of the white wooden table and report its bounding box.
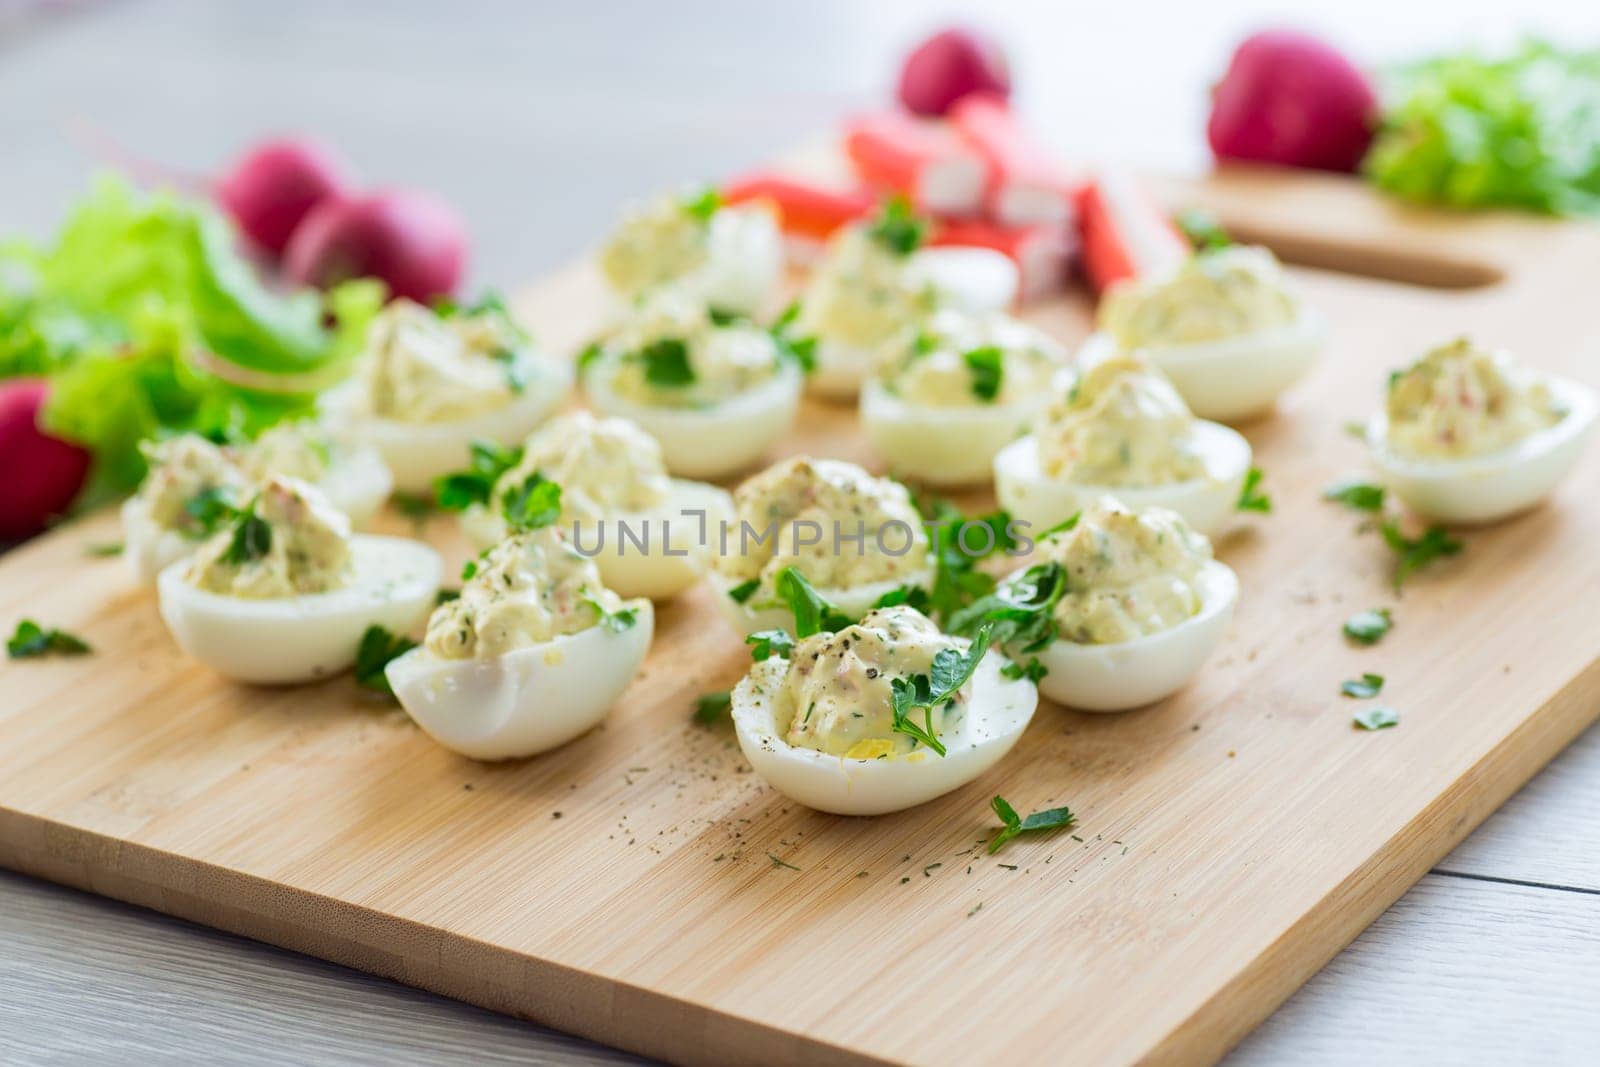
[3,1,1598,1062]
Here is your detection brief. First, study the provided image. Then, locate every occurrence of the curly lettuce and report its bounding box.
[1365,42,1600,216]
[0,176,383,497]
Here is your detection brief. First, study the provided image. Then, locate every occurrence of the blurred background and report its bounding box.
[4,0,1600,287]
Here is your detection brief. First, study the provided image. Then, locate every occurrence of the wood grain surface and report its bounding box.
[2,166,1599,1067]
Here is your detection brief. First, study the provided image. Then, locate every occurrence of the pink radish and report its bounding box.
[215,137,355,259]
[897,26,1011,118]
[0,379,92,541]
[283,190,468,305]
[1207,30,1376,173]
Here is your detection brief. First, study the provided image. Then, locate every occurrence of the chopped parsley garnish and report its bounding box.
[727,578,761,604]
[746,629,795,661]
[183,485,239,538]
[390,490,437,523]
[1038,512,1082,540]
[949,562,1067,654]
[919,498,1017,622]
[693,690,732,725]
[434,440,525,512]
[871,584,932,613]
[987,795,1076,854]
[1343,607,1393,646]
[963,346,1004,402]
[354,625,416,697]
[1341,672,1385,699]
[637,337,696,388]
[770,301,818,375]
[1322,478,1386,513]
[1236,467,1272,513]
[681,185,722,223]
[767,852,801,871]
[1380,520,1462,589]
[887,622,992,757]
[576,338,605,373]
[502,472,563,531]
[583,593,638,633]
[461,559,479,581]
[85,541,124,558]
[1352,706,1400,731]
[219,501,272,566]
[866,195,925,256]
[1174,207,1233,252]
[491,348,527,393]
[774,566,851,637]
[1001,658,1048,684]
[7,619,92,659]
[435,588,460,605]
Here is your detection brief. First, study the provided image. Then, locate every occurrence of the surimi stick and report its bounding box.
[722,172,874,242]
[949,94,1079,227]
[930,218,1073,303]
[1076,169,1189,294]
[843,111,986,217]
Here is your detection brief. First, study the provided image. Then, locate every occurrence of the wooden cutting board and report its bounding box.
[3,165,1599,1067]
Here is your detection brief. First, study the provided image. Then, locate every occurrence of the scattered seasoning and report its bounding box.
[551,811,563,819]
[900,876,911,884]
[1353,706,1401,730]
[7,619,91,659]
[767,852,800,871]
[1341,673,1385,699]
[923,863,943,877]
[1343,608,1393,646]
[987,795,1077,854]
[1322,478,1386,513]
[855,870,869,879]
[84,541,124,557]
[1236,467,1272,513]
[1342,419,1368,439]
[997,863,1018,871]
[967,902,983,917]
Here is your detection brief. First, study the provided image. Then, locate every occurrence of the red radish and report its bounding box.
[215,137,354,258]
[284,189,468,305]
[897,25,1011,118]
[1207,30,1376,173]
[0,379,92,541]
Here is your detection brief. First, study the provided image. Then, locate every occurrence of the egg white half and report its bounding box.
[906,247,1019,315]
[1364,376,1597,525]
[1079,307,1325,423]
[860,379,1040,488]
[321,359,573,493]
[585,358,802,479]
[707,566,935,636]
[157,535,441,684]
[122,496,198,586]
[1030,559,1237,712]
[731,648,1037,815]
[463,480,734,600]
[386,600,653,761]
[993,423,1250,539]
[317,443,394,527]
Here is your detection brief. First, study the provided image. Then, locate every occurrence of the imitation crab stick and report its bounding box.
[843,111,986,217]
[949,94,1080,227]
[930,218,1072,303]
[722,172,875,243]
[1076,170,1188,294]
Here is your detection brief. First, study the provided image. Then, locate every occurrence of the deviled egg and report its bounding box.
[386,526,653,761]
[795,202,1019,398]
[453,412,732,599]
[1080,244,1323,421]
[581,288,803,479]
[322,297,571,492]
[993,356,1250,537]
[957,497,1236,712]
[708,456,934,634]
[157,475,440,684]
[1365,337,1598,524]
[122,425,392,584]
[861,308,1064,487]
[731,604,1037,815]
[599,186,782,317]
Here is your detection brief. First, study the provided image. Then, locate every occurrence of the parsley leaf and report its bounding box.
[1001,657,1048,684]
[1236,466,1271,513]
[920,498,1017,622]
[390,490,437,523]
[1341,672,1385,698]
[774,567,851,638]
[583,593,638,633]
[502,473,563,531]
[1352,706,1400,730]
[1322,478,1386,513]
[434,440,525,512]
[887,623,992,757]
[1380,520,1463,589]
[1174,207,1233,251]
[7,619,92,659]
[727,578,761,604]
[871,584,932,613]
[85,541,124,558]
[949,562,1067,654]
[963,346,1004,402]
[867,195,925,256]
[693,690,731,725]
[354,625,415,697]
[769,301,818,375]
[220,501,272,566]
[987,794,1076,854]
[746,629,795,661]
[1343,607,1393,646]
[183,485,240,538]
[636,337,696,388]
[681,185,722,223]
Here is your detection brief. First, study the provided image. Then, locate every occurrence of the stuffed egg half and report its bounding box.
[1084,244,1323,422]
[731,605,1037,815]
[387,525,652,761]
[862,308,1063,487]
[994,356,1250,538]
[1365,337,1598,524]
[456,412,732,599]
[322,298,571,492]
[157,475,440,684]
